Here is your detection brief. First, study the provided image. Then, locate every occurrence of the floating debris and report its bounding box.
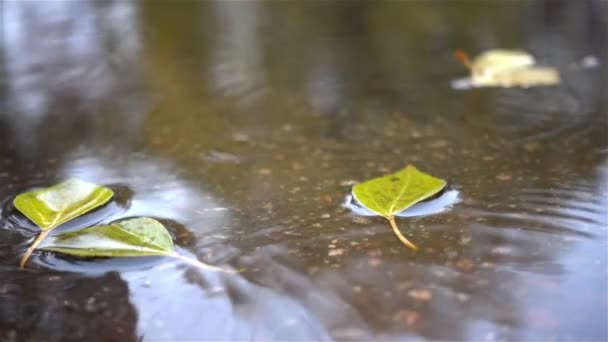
[452,49,560,89]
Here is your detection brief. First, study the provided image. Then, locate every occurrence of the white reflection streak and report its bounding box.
[208,1,267,102]
[3,0,140,146]
[59,150,227,227]
[304,53,344,115]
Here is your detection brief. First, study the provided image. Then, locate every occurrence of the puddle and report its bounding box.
[0,1,606,341]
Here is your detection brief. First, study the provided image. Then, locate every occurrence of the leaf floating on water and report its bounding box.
[352,165,447,217]
[344,188,459,218]
[14,178,114,231]
[40,217,173,257]
[14,178,114,269]
[453,49,560,88]
[351,165,447,251]
[40,217,232,273]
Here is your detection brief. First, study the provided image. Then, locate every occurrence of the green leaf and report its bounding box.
[14,178,114,269]
[353,165,446,217]
[351,165,447,251]
[13,178,114,231]
[39,217,234,273]
[40,217,174,257]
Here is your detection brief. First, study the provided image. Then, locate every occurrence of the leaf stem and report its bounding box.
[19,229,51,269]
[454,50,472,69]
[386,215,419,251]
[169,253,236,274]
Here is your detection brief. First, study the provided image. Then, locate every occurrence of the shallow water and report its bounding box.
[1,1,607,341]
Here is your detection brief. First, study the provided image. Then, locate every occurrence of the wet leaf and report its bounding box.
[470,49,535,74]
[454,49,560,88]
[39,217,233,273]
[351,165,447,251]
[40,217,174,257]
[14,178,114,231]
[353,165,446,217]
[14,178,114,269]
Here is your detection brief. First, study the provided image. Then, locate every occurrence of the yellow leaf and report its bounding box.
[456,49,561,88]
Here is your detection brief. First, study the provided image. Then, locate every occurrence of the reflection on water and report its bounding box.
[1,0,607,341]
[2,0,145,160]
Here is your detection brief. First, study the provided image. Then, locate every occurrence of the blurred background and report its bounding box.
[0,1,606,341]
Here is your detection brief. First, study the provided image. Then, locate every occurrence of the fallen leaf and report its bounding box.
[13,178,114,269]
[454,49,560,88]
[40,217,231,273]
[351,165,447,251]
[40,217,174,257]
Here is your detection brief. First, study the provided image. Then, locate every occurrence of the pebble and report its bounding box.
[393,310,420,327]
[408,288,433,301]
[491,246,512,255]
[368,258,382,267]
[456,258,474,272]
[496,173,512,181]
[232,132,249,142]
[429,140,449,148]
[352,217,371,224]
[340,179,358,186]
[328,248,344,257]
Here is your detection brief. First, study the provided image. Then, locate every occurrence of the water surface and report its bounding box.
[1,1,607,341]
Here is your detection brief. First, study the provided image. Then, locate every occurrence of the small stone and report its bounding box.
[523,142,540,152]
[491,246,512,255]
[328,249,344,257]
[410,130,423,138]
[457,293,470,302]
[47,275,62,282]
[368,258,382,267]
[352,217,371,225]
[340,179,358,186]
[393,310,419,327]
[367,249,383,257]
[496,173,512,181]
[84,297,98,313]
[408,288,432,301]
[258,168,272,176]
[321,213,331,219]
[429,140,449,148]
[459,236,472,245]
[232,132,249,142]
[456,258,474,272]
